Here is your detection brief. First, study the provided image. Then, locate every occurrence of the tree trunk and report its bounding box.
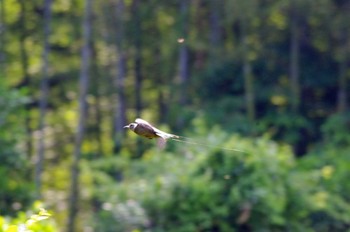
[289,1,300,112]
[178,45,189,106]
[153,45,167,123]
[91,40,103,156]
[176,0,189,128]
[18,0,33,158]
[67,0,92,231]
[209,0,221,60]
[337,40,348,113]
[178,0,189,106]
[158,89,167,123]
[113,0,127,152]
[0,0,6,75]
[35,0,52,198]
[241,22,255,123]
[131,0,143,157]
[132,0,142,118]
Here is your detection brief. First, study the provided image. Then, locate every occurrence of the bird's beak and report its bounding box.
[123,124,130,129]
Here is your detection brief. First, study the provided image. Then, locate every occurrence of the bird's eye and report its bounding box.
[130,124,135,129]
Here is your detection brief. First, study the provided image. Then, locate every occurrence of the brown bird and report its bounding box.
[124,118,246,153]
[124,118,179,148]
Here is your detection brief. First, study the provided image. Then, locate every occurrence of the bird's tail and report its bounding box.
[154,128,179,140]
[156,129,245,153]
[169,135,246,153]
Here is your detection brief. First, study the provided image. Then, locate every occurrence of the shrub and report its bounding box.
[89,128,350,231]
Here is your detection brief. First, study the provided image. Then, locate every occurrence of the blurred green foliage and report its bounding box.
[87,120,350,231]
[321,112,350,147]
[0,202,56,232]
[1,0,350,231]
[299,145,350,232]
[0,86,33,215]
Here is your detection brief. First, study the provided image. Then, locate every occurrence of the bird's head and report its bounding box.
[123,123,138,131]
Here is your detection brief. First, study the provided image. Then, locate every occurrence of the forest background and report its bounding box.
[0,0,350,231]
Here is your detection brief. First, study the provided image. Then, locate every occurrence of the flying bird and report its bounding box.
[124,118,179,148]
[124,118,246,153]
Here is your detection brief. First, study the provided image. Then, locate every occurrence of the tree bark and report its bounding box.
[289,1,300,112]
[0,0,6,75]
[131,0,143,157]
[113,0,127,152]
[18,0,33,158]
[178,0,189,106]
[241,21,255,123]
[337,39,348,113]
[209,0,221,60]
[132,0,142,118]
[176,0,190,128]
[153,45,167,123]
[67,0,92,231]
[178,44,189,106]
[35,0,52,198]
[91,42,103,156]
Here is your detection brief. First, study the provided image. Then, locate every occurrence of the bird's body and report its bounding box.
[124,118,179,147]
[124,118,245,153]
[131,121,158,139]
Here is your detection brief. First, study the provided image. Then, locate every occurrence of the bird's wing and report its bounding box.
[157,137,167,149]
[135,118,154,127]
[154,128,179,139]
[135,118,179,139]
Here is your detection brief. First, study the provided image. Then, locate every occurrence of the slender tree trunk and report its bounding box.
[154,45,167,123]
[289,2,300,112]
[178,46,189,106]
[131,0,143,157]
[178,0,189,106]
[176,0,190,128]
[241,22,255,123]
[18,0,33,158]
[132,0,142,118]
[91,41,103,156]
[67,0,92,231]
[289,1,305,155]
[192,0,206,69]
[209,0,221,60]
[0,0,6,76]
[337,39,348,113]
[35,0,52,198]
[113,0,127,152]
[90,1,104,156]
[158,89,167,123]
